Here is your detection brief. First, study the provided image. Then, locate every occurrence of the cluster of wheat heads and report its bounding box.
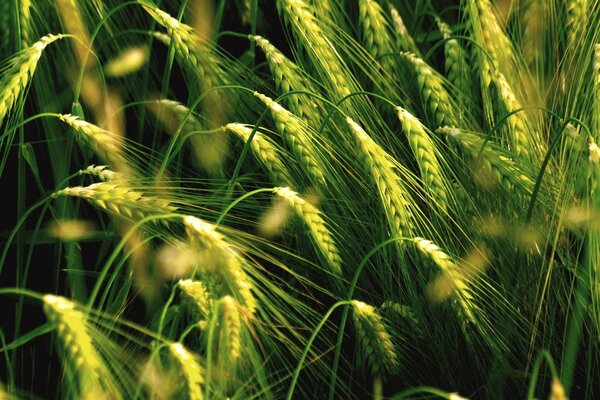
[1,0,600,398]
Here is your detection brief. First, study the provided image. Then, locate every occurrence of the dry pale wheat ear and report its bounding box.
[3,0,600,399]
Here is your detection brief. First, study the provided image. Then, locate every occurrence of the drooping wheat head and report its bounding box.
[0,34,63,126]
[183,215,257,314]
[358,0,396,74]
[254,92,327,188]
[169,343,204,400]
[43,295,110,396]
[388,4,420,56]
[351,299,399,377]
[250,35,322,127]
[276,0,354,98]
[396,107,450,214]
[435,17,472,100]
[273,186,342,276]
[52,181,178,220]
[225,123,294,187]
[347,116,414,242]
[58,114,129,171]
[400,51,459,128]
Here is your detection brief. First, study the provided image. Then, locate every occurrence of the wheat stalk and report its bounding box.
[183,215,256,314]
[396,107,449,214]
[43,294,108,396]
[400,52,458,128]
[274,186,343,276]
[254,92,327,188]
[347,116,414,241]
[169,343,204,400]
[225,123,293,187]
[439,127,535,195]
[53,181,178,220]
[0,34,63,125]
[351,299,399,377]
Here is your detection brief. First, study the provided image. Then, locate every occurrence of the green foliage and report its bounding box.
[1,0,599,398]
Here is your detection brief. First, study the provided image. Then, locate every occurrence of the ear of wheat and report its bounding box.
[347,116,414,242]
[396,107,449,214]
[169,343,204,400]
[274,186,343,276]
[183,216,257,314]
[43,295,111,397]
[179,279,214,324]
[225,123,294,187]
[254,92,327,188]
[358,0,395,74]
[388,5,420,56]
[53,182,178,220]
[250,35,322,127]
[400,52,459,128]
[276,0,354,98]
[0,34,63,126]
[435,17,472,99]
[439,127,535,195]
[58,114,128,171]
[351,299,400,377]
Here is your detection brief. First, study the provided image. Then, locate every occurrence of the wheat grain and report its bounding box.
[53,182,178,220]
[396,107,449,213]
[169,343,204,400]
[347,116,414,241]
[225,123,293,187]
[400,52,458,128]
[274,187,342,276]
[183,215,256,314]
[439,127,535,195]
[351,300,399,377]
[254,92,327,188]
[0,34,62,126]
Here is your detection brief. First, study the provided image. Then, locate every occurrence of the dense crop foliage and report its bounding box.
[1,0,599,398]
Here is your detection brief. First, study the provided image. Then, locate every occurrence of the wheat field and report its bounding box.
[1,0,599,399]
